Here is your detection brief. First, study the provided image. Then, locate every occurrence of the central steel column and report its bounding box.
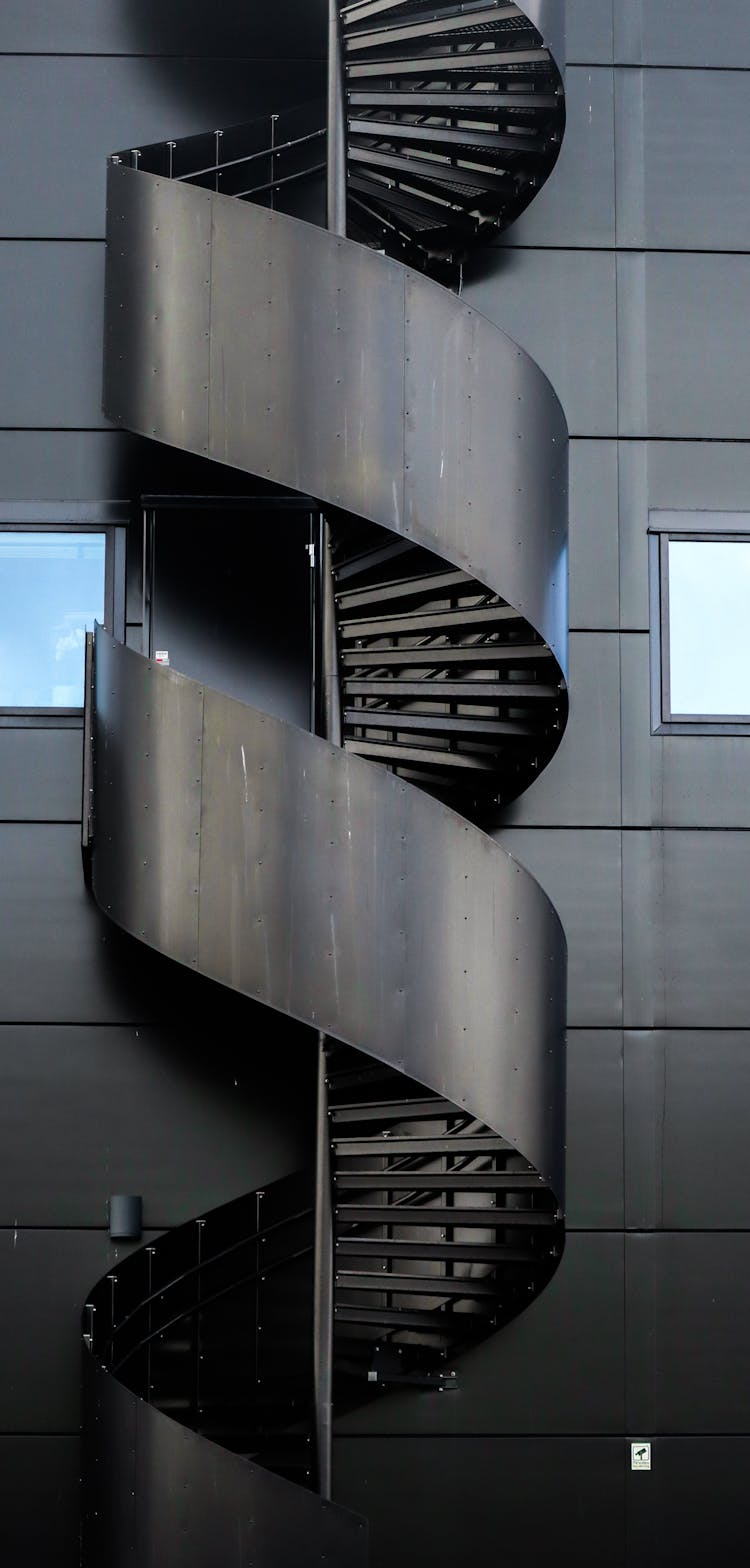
[314,3,347,1503]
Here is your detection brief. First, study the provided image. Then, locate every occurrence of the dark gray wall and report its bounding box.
[2,1,749,1564]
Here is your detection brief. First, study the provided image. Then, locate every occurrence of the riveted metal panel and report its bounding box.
[623,831,750,1029]
[494,828,623,1027]
[464,249,617,437]
[616,69,750,251]
[618,253,750,439]
[93,634,203,968]
[625,1030,750,1232]
[499,68,615,249]
[335,1234,625,1435]
[334,1436,625,1568]
[499,634,621,826]
[626,1233,750,1433]
[614,0,750,67]
[93,633,566,1199]
[404,274,568,668]
[105,166,211,454]
[207,199,406,534]
[567,1029,624,1230]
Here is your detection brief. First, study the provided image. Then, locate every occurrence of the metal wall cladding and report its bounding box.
[521,0,566,72]
[0,730,82,822]
[0,0,328,55]
[92,632,567,1199]
[104,168,569,670]
[0,1022,313,1229]
[83,1361,366,1568]
[568,0,614,63]
[0,243,105,428]
[625,1031,750,1231]
[498,68,615,250]
[626,1440,750,1564]
[334,1233,625,1436]
[493,828,623,1027]
[464,249,617,437]
[614,0,750,67]
[621,636,750,829]
[617,252,750,438]
[569,439,619,630]
[618,441,750,631]
[0,58,324,239]
[334,1436,626,1568]
[0,1229,158,1432]
[567,1030,624,1230]
[498,634,621,827]
[622,831,750,1029]
[0,1437,80,1568]
[616,69,750,251]
[625,1233,750,1433]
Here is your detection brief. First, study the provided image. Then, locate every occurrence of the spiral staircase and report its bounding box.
[82,4,569,1564]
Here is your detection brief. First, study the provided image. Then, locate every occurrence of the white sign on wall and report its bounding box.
[631,1442,651,1471]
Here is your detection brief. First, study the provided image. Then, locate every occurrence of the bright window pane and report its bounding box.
[0,531,106,707]
[668,539,750,717]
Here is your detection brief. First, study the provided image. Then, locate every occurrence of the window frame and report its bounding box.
[0,505,127,726]
[650,512,750,736]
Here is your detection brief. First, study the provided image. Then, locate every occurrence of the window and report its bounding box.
[651,517,750,734]
[0,529,106,711]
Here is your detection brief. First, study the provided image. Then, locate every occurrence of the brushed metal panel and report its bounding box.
[0,58,323,240]
[567,1029,623,1230]
[623,831,750,1029]
[0,0,327,56]
[616,69,750,251]
[626,1233,750,1434]
[625,1030,750,1232]
[618,441,750,631]
[334,1436,625,1568]
[0,1022,312,1228]
[0,729,82,822]
[0,1437,80,1568]
[615,0,750,67]
[498,634,621,826]
[208,199,406,535]
[104,167,211,454]
[335,1234,625,1435]
[93,634,203,967]
[93,634,567,1198]
[569,439,619,630]
[404,274,568,666]
[622,634,750,829]
[0,243,105,429]
[493,828,623,1027]
[523,0,566,69]
[618,253,750,439]
[499,68,615,249]
[464,249,617,437]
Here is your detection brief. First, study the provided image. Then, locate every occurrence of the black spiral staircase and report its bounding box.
[83,3,569,1564]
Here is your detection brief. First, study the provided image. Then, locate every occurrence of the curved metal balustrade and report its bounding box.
[83,3,569,1564]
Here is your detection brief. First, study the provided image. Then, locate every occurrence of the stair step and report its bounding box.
[343,709,536,739]
[336,1204,555,1228]
[333,1135,509,1157]
[336,566,471,610]
[346,48,551,80]
[340,644,550,667]
[345,739,498,771]
[330,1096,458,1124]
[336,1237,538,1264]
[344,678,559,701]
[335,1170,544,1191]
[348,89,558,112]
[335,1270,499,1299]
[338,603,518,637]
[344,5,525,52]
[350,118,544,161]
[335,1304,487,1333]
